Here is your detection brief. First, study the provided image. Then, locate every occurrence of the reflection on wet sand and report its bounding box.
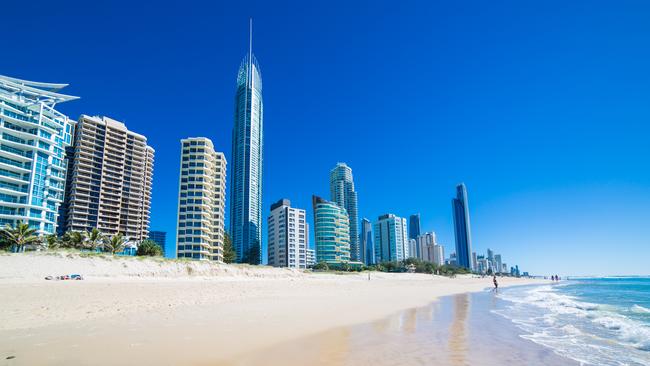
[448,293,470,366]
[229,291,578,366]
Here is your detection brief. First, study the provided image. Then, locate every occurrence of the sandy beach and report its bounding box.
[1,252,550,365]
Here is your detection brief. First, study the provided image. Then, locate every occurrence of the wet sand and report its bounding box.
[231,290,579,366]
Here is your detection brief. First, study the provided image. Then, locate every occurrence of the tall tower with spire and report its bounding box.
[230,19,264,264]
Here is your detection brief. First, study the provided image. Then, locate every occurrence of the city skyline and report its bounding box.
[5,1,650,276]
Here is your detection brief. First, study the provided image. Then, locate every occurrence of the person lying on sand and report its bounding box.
[44,274,84,280]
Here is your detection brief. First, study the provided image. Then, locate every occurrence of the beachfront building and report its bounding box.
[306,248,315,267]
[176,138,227,261]
[60,115,154,241]
[433,244,445,266]
[408,213,420,241]
[373,214,408,263]
[452,183,473,270]
[0,75,77,235]
[312,195,350,265]
[408,239,417,261]
[230,21,264,264]
[267,199,308,268]
[360,217,374,265]
[148,230,166,255]
[416,232,437,262]
[329,162,359,262]
[494,254,503,274]
[472,252,478,271]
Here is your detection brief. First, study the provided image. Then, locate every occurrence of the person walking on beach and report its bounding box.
[493,275,498,291]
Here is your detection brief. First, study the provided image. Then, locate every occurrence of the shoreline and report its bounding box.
[232,290,580,366]
[0,253,547,365]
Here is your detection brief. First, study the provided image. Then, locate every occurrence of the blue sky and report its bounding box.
[3,0,650,276]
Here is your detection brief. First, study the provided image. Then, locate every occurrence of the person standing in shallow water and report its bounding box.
[493,275,498,291]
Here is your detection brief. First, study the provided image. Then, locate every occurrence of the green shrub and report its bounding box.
[137,239,163,256]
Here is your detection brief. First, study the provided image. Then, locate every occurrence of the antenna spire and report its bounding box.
[249,18,253,60]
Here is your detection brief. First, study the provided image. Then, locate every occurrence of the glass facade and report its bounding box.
[148,230,167,255]
[0,75,76,234]
[452,183,473,270]
[408,213,421,241]
[329,163,359,262]
[312,195,350,265]
[360,217,374,265]
[230,44,264,264]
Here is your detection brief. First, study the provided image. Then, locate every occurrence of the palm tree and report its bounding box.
[64,231,87,250]
[42,234,59,250]
[103,233,126,254]
[86,228,104,252]
[1,222,40,253]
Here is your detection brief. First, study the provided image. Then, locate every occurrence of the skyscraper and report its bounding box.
[230,20,264,264]
[360,218,374,265]
[176,138,227,261]
[373,214,408,262]
[408,214,421,241]
[312,195,350,265]
[433,244,445,266]
[329,162,359,262]
[0,75,76,235]
[267,199,308,268]
[61,115,154,241]
[416,232,436,261]
[452,183,473,270]
[494,254,503,274]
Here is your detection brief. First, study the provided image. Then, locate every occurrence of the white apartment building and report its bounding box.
[306,248,315,267]
[0,75,76,235]
[416,232,436,262]
[374,214,408,262]
[433,244,445,266]
[61,115,154,240]
[267,199,308,268]
[176,137,226,261]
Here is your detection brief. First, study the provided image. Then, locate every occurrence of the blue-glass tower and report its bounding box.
[230,20,264,264]
[452,183,473,270]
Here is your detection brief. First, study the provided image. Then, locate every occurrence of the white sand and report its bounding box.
[0,252,544,365]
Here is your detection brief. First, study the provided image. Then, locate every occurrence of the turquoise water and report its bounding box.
[496,278,650,365]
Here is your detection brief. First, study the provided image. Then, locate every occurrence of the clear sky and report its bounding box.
[4,0,650,276]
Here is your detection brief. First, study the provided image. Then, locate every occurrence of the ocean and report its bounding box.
[496,277,650,366]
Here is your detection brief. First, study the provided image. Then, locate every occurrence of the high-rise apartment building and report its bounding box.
[494,254,503,274]
[61,115,153,240]
[452,183,473,270]
[312,195,350,265]
[230,21,264,264]
[148,230,166,255]
[0,75,76,235]
[176,138,226,261]
[267,199,308,268]
[408,214,421,241]
[373,214,408,262]
[416,232,437,262]
[408,239,417,260]
[360,218,374,265]
[306,248,315,267]
[433,244,445,266]
[329,162,359,262]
